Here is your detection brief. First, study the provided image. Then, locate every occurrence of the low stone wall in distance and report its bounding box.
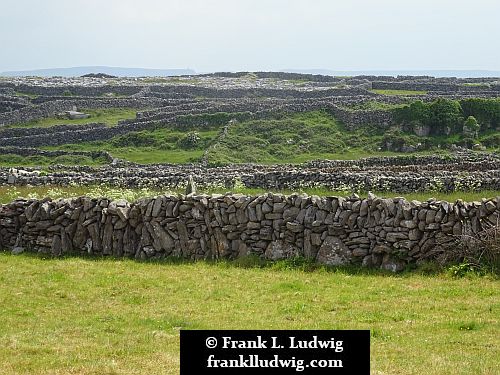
[1,193,498,271]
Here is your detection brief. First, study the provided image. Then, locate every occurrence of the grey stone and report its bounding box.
[11,246,24,255]
[316,236,351,266]
[264,240,299,260]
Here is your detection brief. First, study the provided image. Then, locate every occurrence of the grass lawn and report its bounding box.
[8,108,141,128]
[371,89,428,96]
[0,253,497,374]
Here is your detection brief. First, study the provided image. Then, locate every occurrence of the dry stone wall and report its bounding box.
[1,193,498,271]
[0,83,143,97]
[0,147,113,162]
[371,81,500,93]
[2,153,498,193]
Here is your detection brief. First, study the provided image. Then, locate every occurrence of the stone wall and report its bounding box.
[0,147,113,162]
[0,95,30,113]
[0,84,143,97]
[371,81,500,93]
[1,193,498,271]
[2,153,498,193]
[146,86,373,99]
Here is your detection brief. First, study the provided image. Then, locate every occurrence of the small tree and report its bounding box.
[463,116,480,138]
[429,98,463,135]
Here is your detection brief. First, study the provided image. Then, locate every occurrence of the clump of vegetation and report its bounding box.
[380,129,422,152]
[440,222,500,275]
[463,116,480,138]
[111,132,157,147]
[178,131,201,149]
[395,98,500,137]
[460,98,500,131]
[2,184,498,206]
[0,185,172,204]
[206,111,391,164]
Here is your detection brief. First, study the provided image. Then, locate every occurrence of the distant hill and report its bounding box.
[0,66,196,77]
[281,69,500,78]
[3,66,499,79]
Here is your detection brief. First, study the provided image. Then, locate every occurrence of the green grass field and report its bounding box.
[43,126,221,164]
[0,253,498,375]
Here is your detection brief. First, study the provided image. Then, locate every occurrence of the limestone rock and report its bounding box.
[316,236,351,266]
[264,240,299,260]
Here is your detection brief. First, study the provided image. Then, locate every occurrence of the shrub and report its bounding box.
[380,129,420,152]
[463,116,480,137]
[480,133,500,148]
[439,221,500,275]
[429,99,463,135]
[111,132,156,147]
[460,98,500,130]
[456,137,475,149]
[178,131,201,149]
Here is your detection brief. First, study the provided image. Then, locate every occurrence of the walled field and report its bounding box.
[0,253,498,375]
[9,109,500,165]
[7,107,140,128]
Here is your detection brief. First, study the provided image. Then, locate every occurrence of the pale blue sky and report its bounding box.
[1,0,499,72]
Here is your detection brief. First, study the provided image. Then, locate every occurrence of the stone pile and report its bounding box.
[1,193,498,271]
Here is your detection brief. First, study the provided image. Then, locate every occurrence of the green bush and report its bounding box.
[429,99,464,135]
[380,130,420,151]
[480,133,500,148]
[178,131,201,149]
[396,98,499,137]
[111,132,157,147]
[460,98,500,131]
